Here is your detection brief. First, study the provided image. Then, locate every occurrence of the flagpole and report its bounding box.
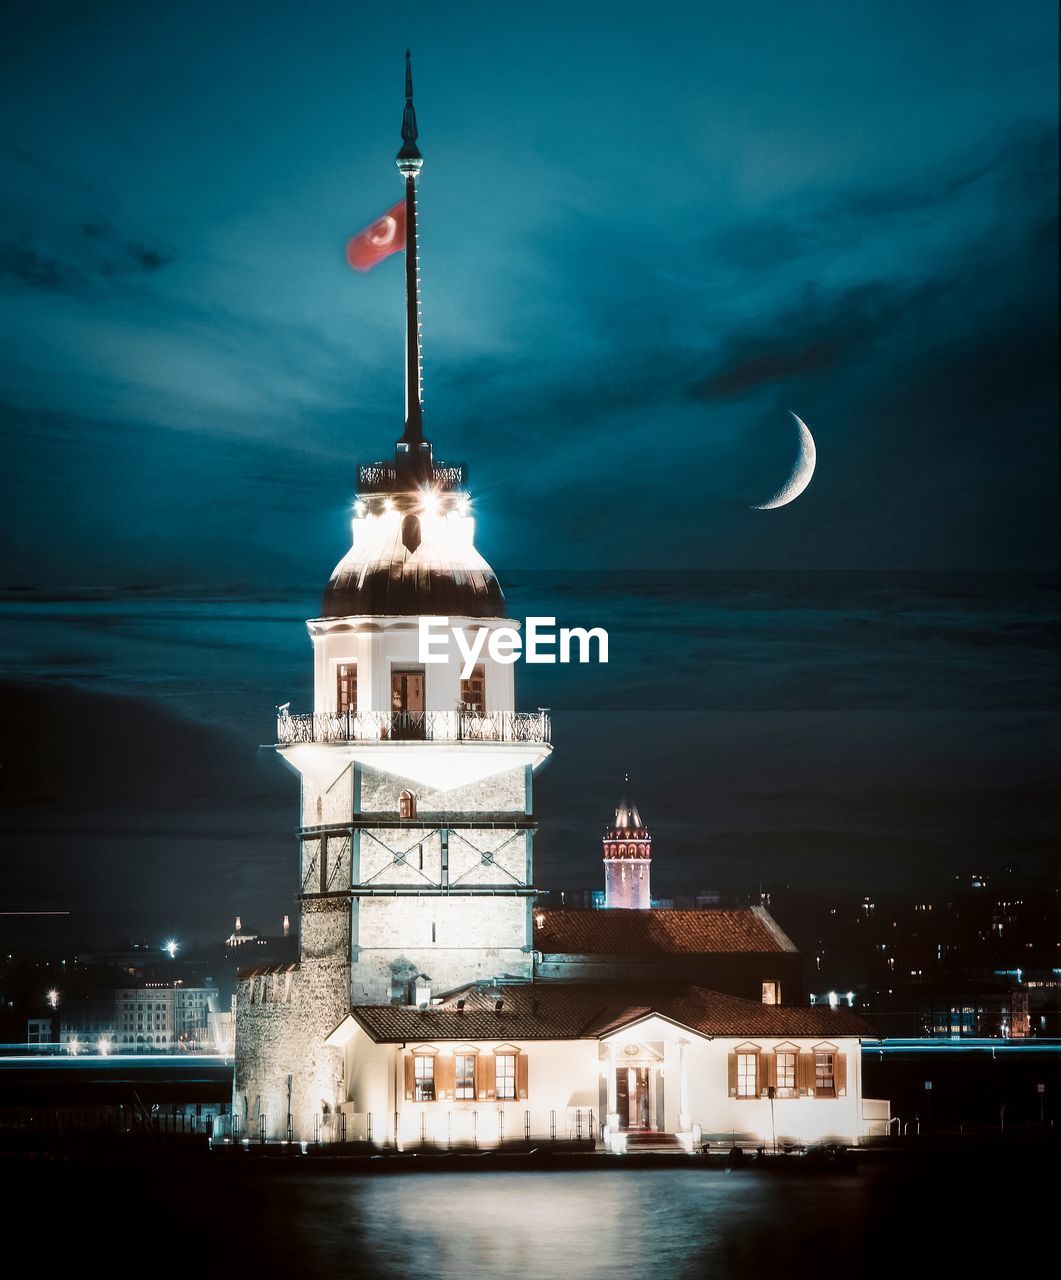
[396,50,430,481]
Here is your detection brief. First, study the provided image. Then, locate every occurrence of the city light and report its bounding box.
[46,989,59,1008]
[164,940,178,958]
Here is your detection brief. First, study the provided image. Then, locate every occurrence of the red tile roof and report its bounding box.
[348,982,871,1043]
[238,963,299,980]
[532,908,797,955]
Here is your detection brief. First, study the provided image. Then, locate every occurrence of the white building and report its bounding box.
[233,60,882,1149]
[327,983,867,1151]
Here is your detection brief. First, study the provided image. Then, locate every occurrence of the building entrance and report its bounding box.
[616,1066,651,1130]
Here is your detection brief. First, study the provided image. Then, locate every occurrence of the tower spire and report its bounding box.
[395,50,430,477]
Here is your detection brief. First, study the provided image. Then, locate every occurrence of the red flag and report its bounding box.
[346,200,406,272]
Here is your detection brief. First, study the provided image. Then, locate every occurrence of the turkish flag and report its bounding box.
[346,200,406,271]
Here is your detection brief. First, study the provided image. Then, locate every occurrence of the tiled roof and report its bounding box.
[348,982,871,1043]
[238,963,299,980]
[532,907,797,956]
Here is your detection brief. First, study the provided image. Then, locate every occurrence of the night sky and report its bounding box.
[0,3,1056,947]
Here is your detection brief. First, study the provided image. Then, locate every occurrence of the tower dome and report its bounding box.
[322,483,506,619]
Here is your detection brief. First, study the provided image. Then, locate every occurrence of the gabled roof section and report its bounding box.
[532,907,797,956]
[348,982,871,1043]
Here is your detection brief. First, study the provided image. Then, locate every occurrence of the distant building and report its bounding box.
[924,986,1030,1039]
[26,1018,54,1047]
[59,992,117,1051]
[602,784,651,910]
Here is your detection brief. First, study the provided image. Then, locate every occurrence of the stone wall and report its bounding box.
[233,899,351,1141]
[358,763,526,815]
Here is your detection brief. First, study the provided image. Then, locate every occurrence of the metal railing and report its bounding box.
[277,708,551,747]
[357,461,466,493]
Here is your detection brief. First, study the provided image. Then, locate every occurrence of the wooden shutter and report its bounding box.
[404,1054,414,1101]
[762,1051,776,1095]
[436,1054,454,1101]
[516,1051,529,1100]
[727,1051,737,1097]
[836,1049,847,1097]
[476,1052,495,1099]
[799,1051,816,1097]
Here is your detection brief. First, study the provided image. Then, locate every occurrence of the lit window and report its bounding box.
[761,981,779,1005]
[737,1052,758,1098]
[336,663,357,715]
[399,790,417,820]
[775,1051,797,1096]
[413,1055,435,1101]
[460,665,486,713]
[496,1053,516,1100]
[814,1052,835,1097]
[455,1055,476,1100]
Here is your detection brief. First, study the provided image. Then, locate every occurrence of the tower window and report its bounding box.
[391,670,425,738]
[460,664,486,713]
[336,663,357,715]
[399,790,416,820]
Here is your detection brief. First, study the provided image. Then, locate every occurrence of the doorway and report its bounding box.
[616,1066,651,1130]
[390,670,425,739]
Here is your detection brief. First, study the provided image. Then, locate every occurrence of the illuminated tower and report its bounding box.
[603,780,652,909]
[235,55,552,1141]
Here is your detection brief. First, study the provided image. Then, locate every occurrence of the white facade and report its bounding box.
[328,1015,869,1150]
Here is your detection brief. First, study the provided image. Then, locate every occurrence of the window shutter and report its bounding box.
[477,1052,496,1100]
[799,1051,816,1097]
[836,1049,847,1097]
[727,1051,737,1097]
[436,1055,454,1101]
[404,1054,414,1101]
[516,1051,529,1100]
[762,1051,776,1096]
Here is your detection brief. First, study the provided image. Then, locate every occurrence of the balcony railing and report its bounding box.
[357,462,466,493]
[277,708,551,746]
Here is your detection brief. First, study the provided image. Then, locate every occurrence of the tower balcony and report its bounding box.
[276,708,551,747]
[357,461,466,494]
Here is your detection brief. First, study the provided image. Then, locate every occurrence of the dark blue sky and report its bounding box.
[0,3,1056,944]
[1,1,1056,583]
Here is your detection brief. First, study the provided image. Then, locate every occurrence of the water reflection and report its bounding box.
[257,1168,865,1280]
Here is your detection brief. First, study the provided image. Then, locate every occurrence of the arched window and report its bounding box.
[399,790,416,819]
[316,797,323,825]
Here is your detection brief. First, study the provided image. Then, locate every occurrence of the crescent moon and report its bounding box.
[753,412,817,510]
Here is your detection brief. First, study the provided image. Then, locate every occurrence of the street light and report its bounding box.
[46,989,59,1009]
[164,940,178,959]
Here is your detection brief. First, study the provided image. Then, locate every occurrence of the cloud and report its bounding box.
[686,277,949,401]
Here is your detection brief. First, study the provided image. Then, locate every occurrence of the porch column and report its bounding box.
[606,1040,619,1129]
[678,1038,690,1132]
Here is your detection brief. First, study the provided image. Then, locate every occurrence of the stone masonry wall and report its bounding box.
[233,898,351,1141]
